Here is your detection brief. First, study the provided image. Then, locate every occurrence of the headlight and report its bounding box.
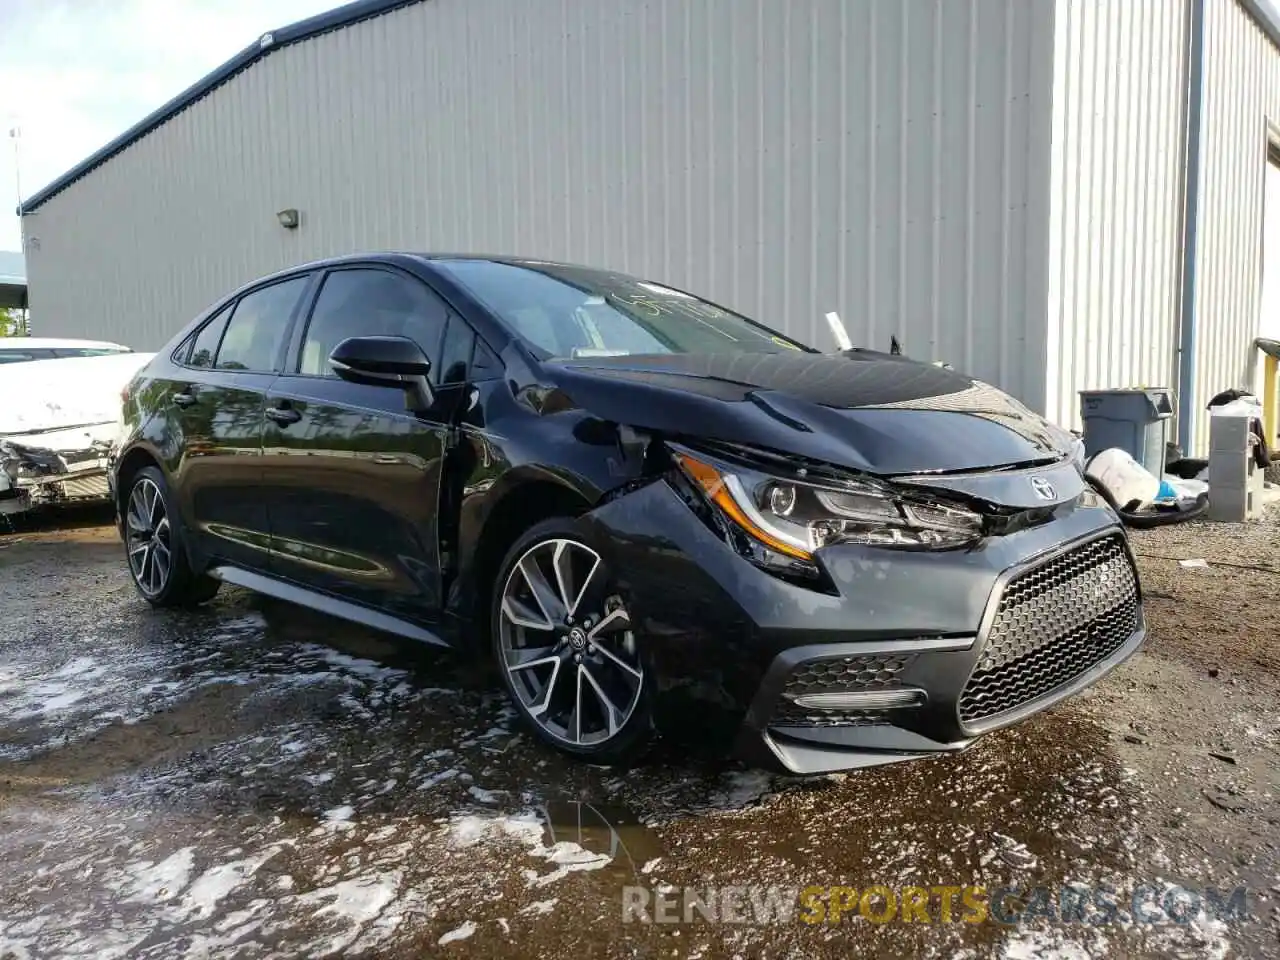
[673,448,983,560]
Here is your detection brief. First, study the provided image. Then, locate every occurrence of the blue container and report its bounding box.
[1079,388,1174,477]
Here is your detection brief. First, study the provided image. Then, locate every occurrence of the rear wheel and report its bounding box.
[491,518,652,765]
[124,466,219,607]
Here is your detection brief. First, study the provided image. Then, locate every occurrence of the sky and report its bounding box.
[0,0,340,253]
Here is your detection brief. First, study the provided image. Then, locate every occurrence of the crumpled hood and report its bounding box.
[539,352,1070,475]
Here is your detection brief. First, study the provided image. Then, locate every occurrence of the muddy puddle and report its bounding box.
[1,522,1272,957]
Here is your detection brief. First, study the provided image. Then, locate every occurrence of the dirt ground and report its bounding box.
[1,504,1279,958]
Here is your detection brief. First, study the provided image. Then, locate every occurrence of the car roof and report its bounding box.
[199,253,635,327]
[410,254,607,270]
[264,252,600,277]
[0,337,131,350]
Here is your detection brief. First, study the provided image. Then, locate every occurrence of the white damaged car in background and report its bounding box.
[0,351,154,517]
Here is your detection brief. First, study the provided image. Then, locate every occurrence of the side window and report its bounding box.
[438,315,475,385]
[185,306,232,368]
[298,269,448,379]
[216,277,309,372]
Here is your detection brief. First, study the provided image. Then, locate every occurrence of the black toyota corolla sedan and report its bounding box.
[110,254,1144,773]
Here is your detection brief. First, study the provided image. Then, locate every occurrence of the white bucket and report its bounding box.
[1085,448,1161,511]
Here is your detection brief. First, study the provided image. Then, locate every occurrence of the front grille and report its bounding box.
[772,653,913,728]
[958,535,1138,725]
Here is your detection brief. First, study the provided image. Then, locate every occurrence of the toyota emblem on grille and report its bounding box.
[1030,476,1057,501]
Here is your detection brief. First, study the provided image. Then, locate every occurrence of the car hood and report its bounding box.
[539,352,1071,475]
[0,352,154,436]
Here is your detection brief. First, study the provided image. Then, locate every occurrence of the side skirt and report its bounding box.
[208,565,450,648]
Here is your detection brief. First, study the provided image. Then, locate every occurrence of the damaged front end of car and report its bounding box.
[466,344,1144,772]
[574,432,1142,774]
[664,439,991,581]
[0,423,119,516]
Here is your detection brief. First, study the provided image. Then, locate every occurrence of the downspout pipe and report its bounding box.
[1176,0,1207,453]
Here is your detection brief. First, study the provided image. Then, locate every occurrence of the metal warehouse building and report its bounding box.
[17,0,1280,452]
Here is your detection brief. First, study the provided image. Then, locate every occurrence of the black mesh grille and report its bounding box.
[959,535,1139,725]
[771,706,891,728]
[772,653,913,728]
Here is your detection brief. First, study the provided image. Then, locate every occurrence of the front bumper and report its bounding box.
[0,423,117,515]
[582,479,1145,774]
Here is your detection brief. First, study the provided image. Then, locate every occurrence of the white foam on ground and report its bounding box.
[1141,897,1233,960]
[0,655,108,719]
[418,768,461,791]
[182,853,277,919]
[447,811,613,886]
[518,898,558,916]
[449,812,545,847]
[1001,928,1106,960]
[438,920,477,945]
[122,847,196,903]
[316,649,407,684]
[297,872,404,956]
[528,841,612,887]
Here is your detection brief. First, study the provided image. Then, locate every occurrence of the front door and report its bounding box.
[169,275,311,571]
[261,266,455,626]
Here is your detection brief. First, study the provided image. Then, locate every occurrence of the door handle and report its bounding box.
[265,405,302,426]
[172,391,197,408]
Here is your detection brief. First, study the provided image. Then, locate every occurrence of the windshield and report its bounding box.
[434,259,813,359]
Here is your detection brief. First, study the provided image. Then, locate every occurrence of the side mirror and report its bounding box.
[329,335,435,412]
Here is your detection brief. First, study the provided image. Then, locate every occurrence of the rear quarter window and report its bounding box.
[185,305,233,368]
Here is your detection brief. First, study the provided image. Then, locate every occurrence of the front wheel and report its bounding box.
[124,465,220,607]
[491,519,653,765]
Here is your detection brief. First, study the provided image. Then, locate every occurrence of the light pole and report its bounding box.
[7,125,27,335]
[7,125,19,209]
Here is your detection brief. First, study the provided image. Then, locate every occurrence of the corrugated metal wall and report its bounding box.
[1042,0,1189,431]
[22,0,1055,411]
[1189,0,1280,450]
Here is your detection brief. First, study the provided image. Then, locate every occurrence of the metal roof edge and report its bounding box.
[1240,0,1280,51]
[16,0,421,215]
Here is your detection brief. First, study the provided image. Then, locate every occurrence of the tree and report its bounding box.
[0,308,25,336]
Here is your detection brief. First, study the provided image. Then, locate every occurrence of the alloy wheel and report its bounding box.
[499,538,643,747]
[126,477,173,597]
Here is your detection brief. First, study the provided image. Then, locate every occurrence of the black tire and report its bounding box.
[123,465,220,607]
[491,517,653,766]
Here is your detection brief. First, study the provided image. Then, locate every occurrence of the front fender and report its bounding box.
[441,407,654,638]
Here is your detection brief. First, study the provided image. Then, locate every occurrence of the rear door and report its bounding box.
[169,274,312,571]
[261,266,456,626]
